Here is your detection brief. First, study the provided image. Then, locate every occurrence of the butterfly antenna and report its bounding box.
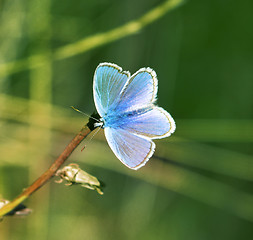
[71,106,100,122]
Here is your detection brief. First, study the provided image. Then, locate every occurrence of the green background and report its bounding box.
[0,0,253,239]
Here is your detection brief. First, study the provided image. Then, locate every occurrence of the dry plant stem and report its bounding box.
[0,125,91,217]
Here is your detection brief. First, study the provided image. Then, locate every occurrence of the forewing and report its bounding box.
[93,63,130,117]
[115,67,158,113]
[119,107,176,139]
[104,127,155,170]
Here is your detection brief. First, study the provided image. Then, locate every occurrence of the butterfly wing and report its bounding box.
[114,67,158,113]
[93,62,130,117]
[104,127,155,170]
[98,65,176,139]
[119,106,176,139]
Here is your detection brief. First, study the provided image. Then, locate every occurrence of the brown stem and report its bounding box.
[0,124,92,217]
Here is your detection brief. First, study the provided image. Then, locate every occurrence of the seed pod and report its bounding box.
[0,198,32,219]
[55,163,104,195]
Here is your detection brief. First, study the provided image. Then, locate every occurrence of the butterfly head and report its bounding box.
[87,112,103,131]
[94,118,104,129]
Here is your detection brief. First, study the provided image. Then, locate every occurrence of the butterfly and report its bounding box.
[93,62,176,170]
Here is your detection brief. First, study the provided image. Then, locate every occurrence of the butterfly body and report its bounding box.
[102,107,152,129]
[93,62,176,170]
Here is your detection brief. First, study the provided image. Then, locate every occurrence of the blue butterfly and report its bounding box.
[93,62,176,170]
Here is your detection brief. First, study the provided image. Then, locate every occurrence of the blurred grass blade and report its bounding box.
[0,93,83,133]
[53,0,185,60]
[143,160,253,223]
[1,93,253,181]
[158,139,253,181]
[176,119,253,142]
[0,0,185,78]
[80,142,253,222]
[1,94,253,222]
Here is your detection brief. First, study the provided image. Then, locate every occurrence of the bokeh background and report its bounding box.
[0,0,253,239]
